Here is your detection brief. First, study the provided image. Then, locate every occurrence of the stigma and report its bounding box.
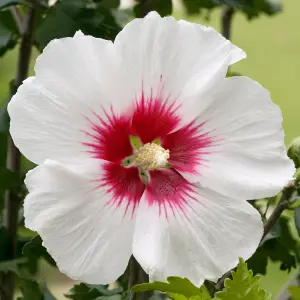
[134,143,170,171]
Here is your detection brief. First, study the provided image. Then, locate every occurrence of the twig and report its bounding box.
[10,6,24,34]
[262,184,294,240]
[221,5,235,40]
[0,3,37,300]
[216,183,295,291]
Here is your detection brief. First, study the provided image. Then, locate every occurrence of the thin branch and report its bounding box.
[10,6,24,34]
[216,182,295,292]
[0,4,37,300]
[221,5,235,40]
[262,184,294,240]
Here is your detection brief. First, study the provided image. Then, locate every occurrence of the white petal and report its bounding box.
[114,12,245,118]
[9,14,246,166]
[180,76,295,200]
[8,33,133,165]
[24,160,134,284]
[133,186,263,286]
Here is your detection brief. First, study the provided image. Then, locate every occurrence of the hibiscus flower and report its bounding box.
[8,12,294,286]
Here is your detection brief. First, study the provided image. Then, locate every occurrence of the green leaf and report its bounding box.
[288,286,300,300]
[131,277,202,298]
[190,295,211,300]
[35,0,121,50]
[34,1,79,50]
[215,0,282,20]
[65,283,97,300]
[170,294,212,300]
[0,0,24,9]
[294,206,300,237]
[76,5,121,39]
[182,0,216,14]
[264,222,281,241]
[215,258,271,300]
[22,235,56,273]
[0,10,19,56]
[277,216,298,250]
[95,0,120,9]
[18,279,43,300]
[65,283,123,300]
[248,216,297,275]
[0,166,19,192]
[18,279,56,300]
[134,0,172,17]
[91,285,123,296]
[264,0,281,14]
[199,286,212,299]
[168,294,188,300]
[0,257,28,276]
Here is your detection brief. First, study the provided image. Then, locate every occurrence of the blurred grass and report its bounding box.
[1,0,300,298]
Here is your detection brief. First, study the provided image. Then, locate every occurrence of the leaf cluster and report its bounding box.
[182,0,281,20]
[247,216,299,275]
[64,283,123,300]
[132,259,272,300]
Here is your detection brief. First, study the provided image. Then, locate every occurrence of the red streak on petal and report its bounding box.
[145,169,197,218]
[99,162,145,216]
[131,90,181,143]
[162,120,214,175]
[82,108,132,163]
[82,81,183,163]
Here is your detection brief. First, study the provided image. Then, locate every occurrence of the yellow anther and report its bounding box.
[134,143,170,171]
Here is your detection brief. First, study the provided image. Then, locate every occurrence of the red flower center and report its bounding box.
[82,88,214,217]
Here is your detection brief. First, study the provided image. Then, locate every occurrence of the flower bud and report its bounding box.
[288,137,300,168]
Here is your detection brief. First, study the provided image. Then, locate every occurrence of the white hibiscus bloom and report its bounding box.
[8,12,294,286]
